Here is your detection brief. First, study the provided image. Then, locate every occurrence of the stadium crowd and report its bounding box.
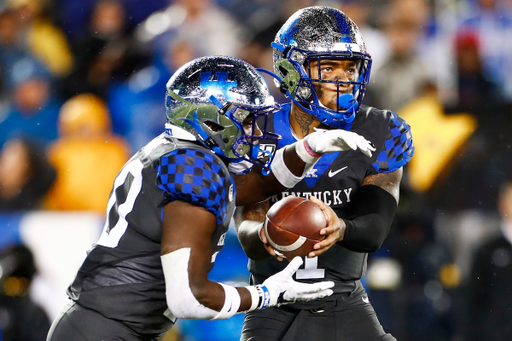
[1,0,512,340]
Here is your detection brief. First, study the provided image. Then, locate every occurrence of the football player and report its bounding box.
[237,6,415,341]
[46,55,375,341]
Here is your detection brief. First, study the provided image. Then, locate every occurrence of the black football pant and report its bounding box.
[240,289,396,341]
[46,302,160,341]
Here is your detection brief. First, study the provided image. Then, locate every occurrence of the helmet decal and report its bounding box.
[199,72,238,102]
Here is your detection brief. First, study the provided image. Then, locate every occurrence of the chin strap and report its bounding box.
[258,149,273,175]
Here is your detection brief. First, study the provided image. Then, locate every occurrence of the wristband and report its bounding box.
[258,284,272,309]
[295,138,322,164]
[271,147,303,188]
[212,283,241,320]
[245,286,261,312]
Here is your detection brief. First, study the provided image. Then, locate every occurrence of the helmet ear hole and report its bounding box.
[203,120,224,132]
[297,87,311,100]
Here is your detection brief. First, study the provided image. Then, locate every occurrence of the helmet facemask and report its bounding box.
[273,46,372,129]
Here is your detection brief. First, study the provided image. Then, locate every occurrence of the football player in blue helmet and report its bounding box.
[237,6,414,341]
[269,6,372,130]
[164,56,280,174]
[47,55,376,341]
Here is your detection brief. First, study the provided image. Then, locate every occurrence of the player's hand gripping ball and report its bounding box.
[264,196,327,259]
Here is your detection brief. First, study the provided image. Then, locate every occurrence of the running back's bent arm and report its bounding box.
[235,201,272,260]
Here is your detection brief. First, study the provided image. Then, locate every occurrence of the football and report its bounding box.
[264,196,327,259]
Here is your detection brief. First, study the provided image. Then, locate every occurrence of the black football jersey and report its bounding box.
[67,134,236,337]
[249,103,414,293]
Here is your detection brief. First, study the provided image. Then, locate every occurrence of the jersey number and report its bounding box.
[295,256,325,279]
[97,159,144,248]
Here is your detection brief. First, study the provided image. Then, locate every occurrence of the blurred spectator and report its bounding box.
[0,63,9,120]
[44,93,130,212]
[456,0,512,102]
[0,71,61,149]
[464,177,512,341]
[397,84,478,197]
[0,8,58,88]
[0,9,18,64]
[454,28,498,109]
[368,0,434,112]
[0,244,51,341]
[59,0,151,100]
[109,38,197,152]
[137,0,246,58]
[53,0,168,45]
[0,137,56,211]
[238,0,314,102]
[240,0,314,51]
[336,0,389,72]
[383,213,457,341]
[3,0,73,78]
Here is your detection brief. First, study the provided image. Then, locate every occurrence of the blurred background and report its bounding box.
[0,0,512,340]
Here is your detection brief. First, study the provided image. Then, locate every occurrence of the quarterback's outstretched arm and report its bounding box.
[160,200,334,320]
[235,129,375,206]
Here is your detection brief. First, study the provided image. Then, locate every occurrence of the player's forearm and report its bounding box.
[235,203,272,260]
[162,248,252,319]
[189,280,256,314]
[338,185,397,252]
[233,147,306,206]
[238,220,271,260]
[163,250,334,319]
[267,129,374,194]
[236,131,374,204]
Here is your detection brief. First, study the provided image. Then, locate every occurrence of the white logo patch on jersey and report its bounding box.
[328,166,348,178]
[305,168,319,178]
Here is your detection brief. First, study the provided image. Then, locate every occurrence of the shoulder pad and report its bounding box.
[156,148,233,224]
[372,111,414,173]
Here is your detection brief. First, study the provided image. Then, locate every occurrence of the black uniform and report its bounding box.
[47,134,236,341]
[241,103,414,341]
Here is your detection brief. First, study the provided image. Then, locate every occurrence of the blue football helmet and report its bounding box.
[165,56,280,170]
[271,6,372,129]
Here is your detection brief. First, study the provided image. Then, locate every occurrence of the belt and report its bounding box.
[279,291,351,313]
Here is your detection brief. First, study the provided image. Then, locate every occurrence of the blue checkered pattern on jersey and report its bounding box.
[373,112,415,173]
[156,148,230,224]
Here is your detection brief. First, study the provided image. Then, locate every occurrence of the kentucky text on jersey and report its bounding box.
[270,189,353,206]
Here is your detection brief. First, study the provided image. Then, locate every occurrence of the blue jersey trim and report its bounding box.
[372,112,414,173]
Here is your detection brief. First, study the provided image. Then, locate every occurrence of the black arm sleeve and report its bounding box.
[339,184,397,253]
